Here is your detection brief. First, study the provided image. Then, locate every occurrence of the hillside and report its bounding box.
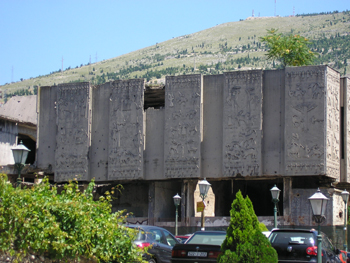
[1,10,350,101]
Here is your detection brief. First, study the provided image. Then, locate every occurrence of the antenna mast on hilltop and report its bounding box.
[274,0,276,16]
[293,6,295,16]
[95,52,98,63]
[252,9,255,17]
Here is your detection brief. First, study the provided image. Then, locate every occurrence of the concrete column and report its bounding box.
[283,177,292,225]
[148,181,155,225]
[182,179,197,226]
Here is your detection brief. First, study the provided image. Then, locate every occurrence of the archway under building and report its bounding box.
[211,179,284,217]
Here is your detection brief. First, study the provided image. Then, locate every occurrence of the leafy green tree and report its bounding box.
[218,190,278,263]
[260,28,315,67]
[0,174,144,263]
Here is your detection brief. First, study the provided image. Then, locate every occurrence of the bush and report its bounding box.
[218,190,278,263]
[0,174,144,262]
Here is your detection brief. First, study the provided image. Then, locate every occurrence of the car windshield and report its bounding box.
[187,232,226,245]
[134,228,162,242]
[269,232,315,246]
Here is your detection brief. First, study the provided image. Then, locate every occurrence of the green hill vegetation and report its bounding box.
[1,10,350,102]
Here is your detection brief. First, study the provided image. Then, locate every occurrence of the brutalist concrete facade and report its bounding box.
[36,66,350,228]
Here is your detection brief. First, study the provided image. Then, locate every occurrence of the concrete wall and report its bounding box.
[290,188,343,226]
[34,66,350,226]
[144,108,165,180]
[36,66,346,182]
[342,77,350,183]
[0,120,17,165]
[37,86,57,170]
[164,74,203,179]
[262,70,285,175]
[55,83,91,182]
[202,75,224,178]
[223,70,263,177]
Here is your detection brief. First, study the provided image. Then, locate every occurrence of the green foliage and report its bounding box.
[0,174,144,262]
[259,222,268,232]
[260,28,315,67]
[218,191,278,263]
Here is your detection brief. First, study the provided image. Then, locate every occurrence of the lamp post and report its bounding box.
[173,193,181,236]
[309,188,329,263]
[198,178,211,231]
[341,189,349,260]
[270,184,281,229]
[11,141,30,188]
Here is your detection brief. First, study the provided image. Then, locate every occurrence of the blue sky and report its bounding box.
[0,0,348,85]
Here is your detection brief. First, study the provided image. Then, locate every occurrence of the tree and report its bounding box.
[218,191,278,263]
[260,28,315,68]
[0,174,144,263]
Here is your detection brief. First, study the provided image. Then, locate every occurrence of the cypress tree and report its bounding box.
[218,190,278,263]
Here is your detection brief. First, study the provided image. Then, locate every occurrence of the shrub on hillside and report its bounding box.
[0,174,144,263]
[218,190,278,263]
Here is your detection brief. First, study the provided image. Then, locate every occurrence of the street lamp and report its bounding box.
[270,184,281,229]
[11,141,30,188]
[173,193,181,236]
[309,188,329,263]
[341,189,349,260]
[198,178,211,231]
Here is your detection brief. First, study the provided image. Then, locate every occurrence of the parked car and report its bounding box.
[175,234,192,243]
[262,231,271,238]
[269,228,342,262]
[339,250,350,263]
[127,224,180,263]
[171,230,226,262]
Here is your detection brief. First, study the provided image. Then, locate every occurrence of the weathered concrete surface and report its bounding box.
[202,75,224,179]
[36,86,56,171]
[144,108,165,180]
[342,77,350,183]
[290,188,343,226]
[164,74,203,178]
[55,83,91,182]
[223,70,263,177]
[0,95,37,126]
[0,95,37,165]
[33,66,350,228]
[284,66,340,179]
[0,120,17,165]
[108,79,144,180]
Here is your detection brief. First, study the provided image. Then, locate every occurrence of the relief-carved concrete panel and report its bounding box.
[164,75,203,178]
[346,78,350,182]
[325,68,340,179]
[108,79,144,180]
[285,66,339,177]
[55,83,91,182]
[223,70,263,177]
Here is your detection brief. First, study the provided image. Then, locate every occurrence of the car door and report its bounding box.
[322,233,341,263]
[157,229,179,263]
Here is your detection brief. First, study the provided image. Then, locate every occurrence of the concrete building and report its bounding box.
[12,65,350,229]
[0,95,37,174]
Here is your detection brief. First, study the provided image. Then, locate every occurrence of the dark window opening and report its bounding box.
[17,134,36,164]
[212,179,283,217]
[144,84,165,109]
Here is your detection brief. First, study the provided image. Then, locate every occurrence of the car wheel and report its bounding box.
[148,259,156,263]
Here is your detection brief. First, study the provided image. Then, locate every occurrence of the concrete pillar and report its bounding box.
[182,179,197,226]
[148,182,155,225]
[283,177,292,225]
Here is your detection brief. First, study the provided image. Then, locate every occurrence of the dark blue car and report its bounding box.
[128,224,180,263]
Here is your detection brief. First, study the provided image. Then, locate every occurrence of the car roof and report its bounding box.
[270,228,317,234]
[192,230,226,234]
[126,224,168,231]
